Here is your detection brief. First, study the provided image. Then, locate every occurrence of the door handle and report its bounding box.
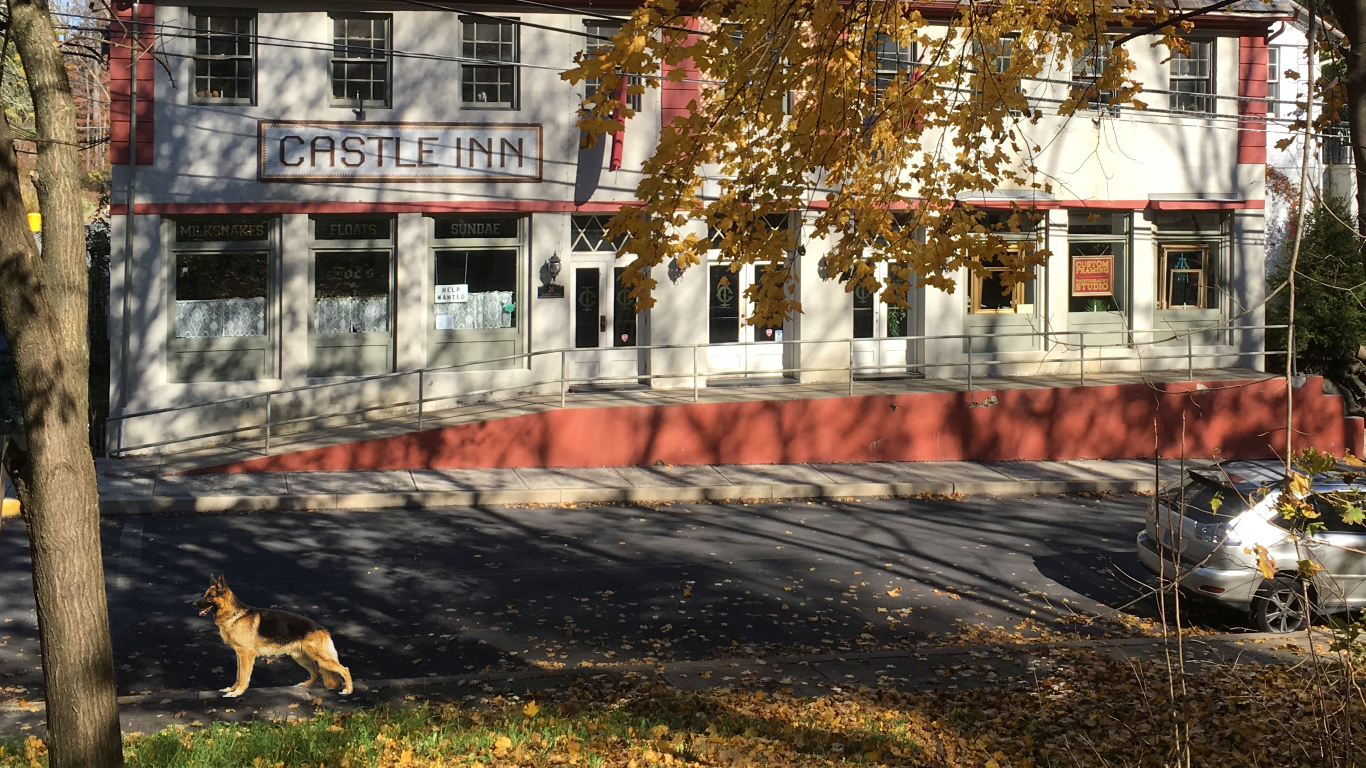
[600,315,607,332]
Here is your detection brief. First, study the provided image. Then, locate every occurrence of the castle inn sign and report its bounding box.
[258,121,543,183]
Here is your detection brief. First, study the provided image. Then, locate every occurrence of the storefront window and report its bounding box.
[314,251,390,333]
[1066,212,1128,314]
[1159,245,1211,309]
[433,250,517,330]
[969,258,1034,314]
[174,252,267,338]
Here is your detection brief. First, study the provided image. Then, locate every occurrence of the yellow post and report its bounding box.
[26,212,40,233]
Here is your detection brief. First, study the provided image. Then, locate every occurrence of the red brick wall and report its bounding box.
[199,377,1364,473]
[110,3,155,166]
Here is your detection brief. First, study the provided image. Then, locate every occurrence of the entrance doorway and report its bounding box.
[568,262,642,386]
[850,264,919,377]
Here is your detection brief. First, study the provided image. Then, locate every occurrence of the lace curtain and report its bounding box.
[315,297,389,333]
[435,291,514,330]
[174,297,266,338]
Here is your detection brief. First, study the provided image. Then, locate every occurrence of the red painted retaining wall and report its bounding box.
[200,377,1365,473]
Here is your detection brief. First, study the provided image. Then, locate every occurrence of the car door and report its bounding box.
[1307,495,1366,610]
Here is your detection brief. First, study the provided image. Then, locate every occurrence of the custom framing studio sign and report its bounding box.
[1071,255,1114,296]
[258,121,543,183]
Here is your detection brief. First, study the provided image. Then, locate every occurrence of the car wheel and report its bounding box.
[1251,577,1310,633]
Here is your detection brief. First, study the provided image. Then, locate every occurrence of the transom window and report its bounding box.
[1159,245,1212,309]
[331,14,391,107]
[1170,40,1214,114]
[462,18,518,108]
[583,21,641,112]
[873,34,916,97]
[192,11,255,104]
[571,215,624,252]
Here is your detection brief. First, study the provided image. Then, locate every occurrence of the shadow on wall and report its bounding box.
[194,376,1363,473]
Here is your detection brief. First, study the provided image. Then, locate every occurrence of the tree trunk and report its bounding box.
[0,2,123,767]
[1327,0,1366,278]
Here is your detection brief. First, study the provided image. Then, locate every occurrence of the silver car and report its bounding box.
[1136,460,1366,632]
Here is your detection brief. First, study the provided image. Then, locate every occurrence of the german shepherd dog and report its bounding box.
[193,575,353,697]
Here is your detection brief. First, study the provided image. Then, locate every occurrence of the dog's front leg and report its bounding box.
[223,650,257,697]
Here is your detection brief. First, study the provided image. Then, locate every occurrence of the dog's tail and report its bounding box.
[321,668,342,689]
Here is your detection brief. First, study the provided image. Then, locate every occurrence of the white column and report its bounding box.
[649,223,709,389]
[1131,212,1157,354]
[1045,209,1069,354]
[279,213,310,385]
[793,226,852,384]
[394,212,426,373]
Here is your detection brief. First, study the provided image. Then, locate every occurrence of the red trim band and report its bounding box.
[110,198,1266,216]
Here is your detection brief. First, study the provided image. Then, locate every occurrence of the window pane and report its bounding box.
[978,271,1014,311]
[1068,242,1121,312]
[853,284,875,338]
[709,266,740,343]
[753,263,782,341]
[315,251,390,333]
[192,13,254,102]
[331,15,390,105]
[174,252,267,338]
[574,268,599,348]
[433,250,517,330]
[614,267,637,347]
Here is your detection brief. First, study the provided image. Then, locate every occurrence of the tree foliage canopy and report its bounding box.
[1269,197,1366,370]
[564,0,1201,327]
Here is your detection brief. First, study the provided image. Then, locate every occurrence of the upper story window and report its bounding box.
[331,14,392,108]
[462,17,519,108]
[1170,40,1214,114]
[1266,46,1281,117]
[873,34,916,97]
[973,34,1020,103]
[584,20,641,112]
[1072,37,1116,112]
[191,10,255,105]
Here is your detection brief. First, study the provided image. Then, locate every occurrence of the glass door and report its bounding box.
[569,262,640,385]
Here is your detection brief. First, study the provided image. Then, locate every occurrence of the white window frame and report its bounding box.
[461,17,519,109]
[1170,39,1215,114]
[329,13,392,109]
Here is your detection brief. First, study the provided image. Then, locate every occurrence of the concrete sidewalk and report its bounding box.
[95,458,1204,515]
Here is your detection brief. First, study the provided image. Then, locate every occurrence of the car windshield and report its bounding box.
[1159,476,1250,523]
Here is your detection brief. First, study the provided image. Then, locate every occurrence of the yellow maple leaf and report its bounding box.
[493,735,513,756]
[523,700,540,717]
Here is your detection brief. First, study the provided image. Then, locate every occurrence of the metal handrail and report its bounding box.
[109,324,1287,457]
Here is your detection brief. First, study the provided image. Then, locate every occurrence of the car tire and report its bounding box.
[1250,577,1310,633]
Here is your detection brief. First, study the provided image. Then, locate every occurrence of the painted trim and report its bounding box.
[112,198,1266,216]
[1149,199,1264,211]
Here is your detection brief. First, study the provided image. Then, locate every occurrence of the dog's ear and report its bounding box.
[213,574,225,588]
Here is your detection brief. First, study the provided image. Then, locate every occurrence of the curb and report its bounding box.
[0,630,1304,714]
[97,478,1158,515]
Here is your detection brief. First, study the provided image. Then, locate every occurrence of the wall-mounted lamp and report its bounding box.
[538,253,565,298]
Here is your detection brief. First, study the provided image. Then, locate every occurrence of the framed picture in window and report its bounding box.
[1159,244,1210,310]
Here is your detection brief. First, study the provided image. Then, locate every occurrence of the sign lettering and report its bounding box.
[1071,255,1114,296]
[435,217,518,240]
[176,219,269,242]
[314,218,392,241]
[259,121,543,183]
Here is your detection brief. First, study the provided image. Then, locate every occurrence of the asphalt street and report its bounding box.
[0,493,1203,702]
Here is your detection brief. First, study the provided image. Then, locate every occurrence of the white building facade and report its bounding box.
[108,1,1289,452]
